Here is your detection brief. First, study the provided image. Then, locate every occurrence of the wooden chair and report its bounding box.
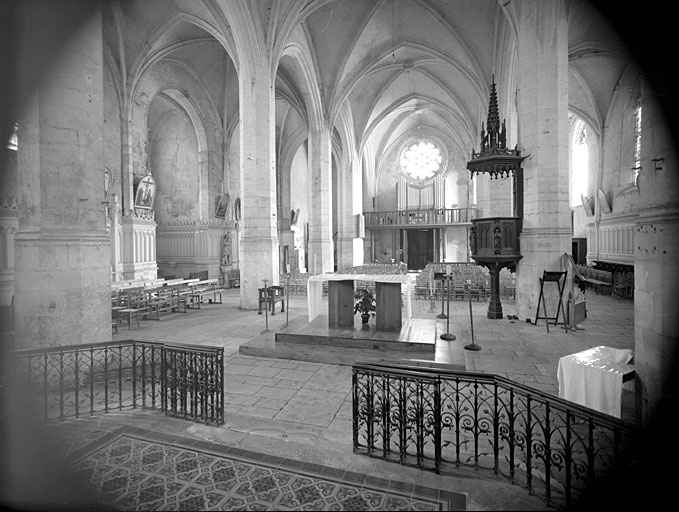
[258,286,285,315]
[452,282,466,301]
[117,292,142,329]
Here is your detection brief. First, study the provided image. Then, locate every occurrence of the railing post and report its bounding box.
[509,387,516,482]
[526,395,533,494]
[493,380,499,474]
[381,374,388,457]
[42,354,48,420]
[218,349,224,424]
[565,411,572,509]
[435,376,441,473]
[117,345,123,411]
[103,346,109,413]
[544,402,552,505]
[59,351,64,421]
[151,345,158,410]
[74,350,79,418]
[160,346,166,415]
[454,377,461,463]
[89,348,94,415]
[132,343,138,409]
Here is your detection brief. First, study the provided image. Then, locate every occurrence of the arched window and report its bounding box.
[570,117,589,207]
[633,99,642,185]
[6,123,18,151]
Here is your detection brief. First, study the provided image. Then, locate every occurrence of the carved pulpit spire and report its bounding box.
[467,77,524,179]
[486,76,500,148]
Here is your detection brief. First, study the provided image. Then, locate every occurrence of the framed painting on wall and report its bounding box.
[135,174,156,209]
[215,193,229,219]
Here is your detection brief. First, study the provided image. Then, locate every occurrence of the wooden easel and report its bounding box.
[534,270,568,333]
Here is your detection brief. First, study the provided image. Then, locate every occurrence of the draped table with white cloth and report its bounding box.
[306,273,412,327]
[557,345,634,418]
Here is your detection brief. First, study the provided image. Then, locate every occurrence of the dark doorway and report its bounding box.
[572,237,587,265]
[407,229,433,271]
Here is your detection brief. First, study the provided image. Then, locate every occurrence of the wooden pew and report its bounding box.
[147,285,189,320]
[575,265,613,295]
[187,279,223,308]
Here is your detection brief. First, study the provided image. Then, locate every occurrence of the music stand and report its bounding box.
[434,272,447,319]
[534,270,568,333]
[439,272,456,341]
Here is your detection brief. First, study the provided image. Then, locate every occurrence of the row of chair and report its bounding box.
[613,271,634,299]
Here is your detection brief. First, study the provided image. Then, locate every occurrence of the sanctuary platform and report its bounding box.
[239,313,441,366]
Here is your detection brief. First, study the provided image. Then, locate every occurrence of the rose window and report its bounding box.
[401,141,442,181]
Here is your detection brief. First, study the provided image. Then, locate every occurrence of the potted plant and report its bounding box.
[353,288,376,323]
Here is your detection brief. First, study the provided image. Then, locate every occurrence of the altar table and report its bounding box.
[557,345,634,418]
[307,273,412,331]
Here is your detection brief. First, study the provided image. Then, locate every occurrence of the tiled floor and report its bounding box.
[3,287,635,510]
[67,425,465,510]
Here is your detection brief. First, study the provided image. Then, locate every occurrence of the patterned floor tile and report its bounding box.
[70,426,462,510]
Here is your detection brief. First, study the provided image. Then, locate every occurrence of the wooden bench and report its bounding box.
[147,286,188,320]
[188,279,223,308]
[576,266,613,295]
[112,278,165,292]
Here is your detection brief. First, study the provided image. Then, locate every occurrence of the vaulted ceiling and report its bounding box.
[102,0,634,176]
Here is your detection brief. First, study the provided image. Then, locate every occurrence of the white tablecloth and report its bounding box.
[557,345,634,418]
[306,273,412,323]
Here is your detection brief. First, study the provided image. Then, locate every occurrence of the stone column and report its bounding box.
[335,154,363,269]
[634,84,679,425]
[238,64,279,308]
[307,122,334,274]
[514,0,571,321]
[14,7,110,347]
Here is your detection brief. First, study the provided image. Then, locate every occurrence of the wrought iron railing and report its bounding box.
[12,339,224,425]
[352,362,640,510]
[364,208,477,228]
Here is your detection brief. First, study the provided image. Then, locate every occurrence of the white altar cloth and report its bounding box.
[557,345,634,418]
[306,273,413,323]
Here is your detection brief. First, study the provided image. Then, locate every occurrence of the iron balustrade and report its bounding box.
[352,362,640,510]
[364,208,477,228]
[12,339,224,425]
